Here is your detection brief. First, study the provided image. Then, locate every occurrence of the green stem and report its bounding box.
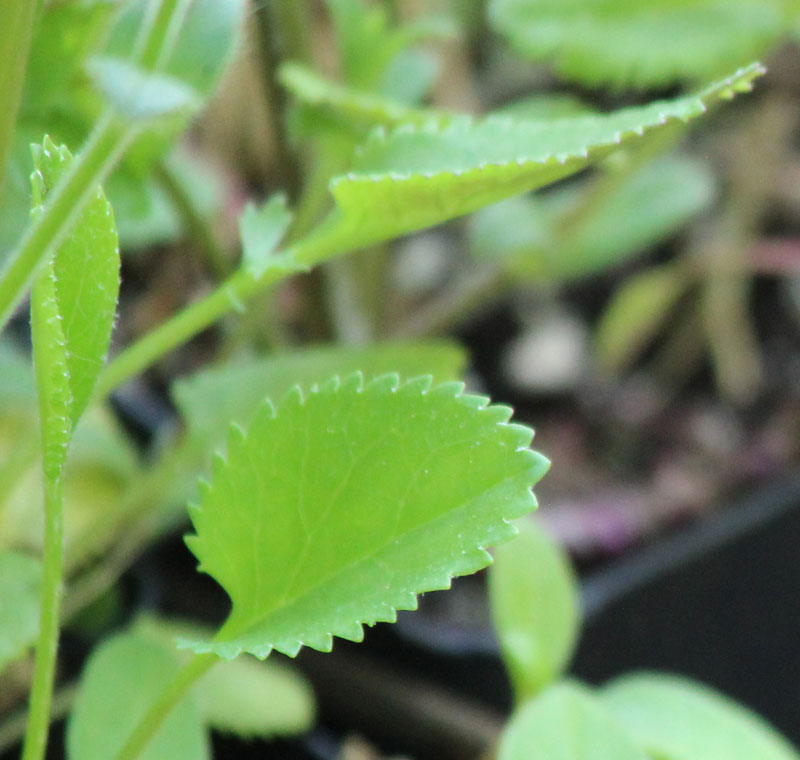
[153,159,232,279]
[0,114,133,331]
[20,474,64,760]
[0,684,76,757]
[0,0,43,193]
[134,0,192,71]
[114,653,217,760]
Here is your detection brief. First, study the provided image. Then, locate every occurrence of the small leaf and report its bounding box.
[488,518,580,702]
[0,552,41,673]
[296,64,762,265]
[87,57,201,120]
[489,0,791,88]
[239,195,293,278]
[133,616,315,739]
[182,374,548,659]
[67,632,209,760]
[30,136,120,429]
[603,673,800,760]
[594,265,687,373]
[498,681,650,760]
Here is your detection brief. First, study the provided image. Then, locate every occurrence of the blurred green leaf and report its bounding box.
[489,519,580,702]
[239,195,293,278]
[594,265,687,373]
[603,673,800,760]
[498,682,649,760]
[181,374,547,659]
[67,632,209,760]
[0,552,41,673]
[489,0,793,88]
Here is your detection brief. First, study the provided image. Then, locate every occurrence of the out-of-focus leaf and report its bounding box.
[239,195,293,278]
[594,265,687,373]
[0,552,41,673]
[489,0,793,88]
[181,374,548,659]
[67,632,209,760]
[603,673,800,760]
[498,682,649,760]
[489,519,580,701]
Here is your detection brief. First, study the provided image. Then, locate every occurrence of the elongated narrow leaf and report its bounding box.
[603,673,800,760]
[489,519,580,702]
[67,632,209,760]
[30,137,120,430]
[134,616,315,738]
[182,374,548,659]
[296,65,762,265]
[0,552,41,673]
[489,0,791,88]
[498,682,649,760]
[239,195,293,278]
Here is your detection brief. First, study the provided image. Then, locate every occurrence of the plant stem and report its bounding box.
[114,653,217,760]
[0,684,76,757]
[0,0,43,193]
[153,159,232,279]
[20,475,64,760]
[0,114,133,331]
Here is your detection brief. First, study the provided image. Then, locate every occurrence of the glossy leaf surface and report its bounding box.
[67,632,209,760]
[489,0,792,88]
[299,64,762,264]
[183,374,548,659]
[489,519,580,701]
[603,673,800,760]
[498,682,649,760]
[0,552,41,672]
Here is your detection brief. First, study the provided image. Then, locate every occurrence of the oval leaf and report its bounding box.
[603,672,800,760]
[498,681,649,760]
[67,632,209,760]
[489,0,790,88]
[0,551,41,673]
[182,373,549,659]
[489,518,580,702]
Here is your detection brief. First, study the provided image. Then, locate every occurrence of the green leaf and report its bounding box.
[594,265,687,373]
[498,682,650,760]
[173,340,467,449]
[603,673,800,760]
[30,136,120,431]
[67,632,209,760]
[239,195,293,278]
[0,551,41,673]
[87,57,201,120]
[489,0,792,88]
[181,374,548,659]
[297,64,762,265]
[488,518,580,702]
[134,616,315,738]
[471,155,715,281]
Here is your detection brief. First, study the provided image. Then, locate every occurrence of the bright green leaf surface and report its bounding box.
[182,374,548,659]
[0,552,41,673]
[595,265,687,373]
[31,137,120,430]
[67,632,209,760]
[471,155,714,281]
[489,519,580,702]
[134,616,315,738]
[498,682,650,760]
[489,0,793,88]
[298,64,762,265]
[239,195,293,278]
[603,673,800,760]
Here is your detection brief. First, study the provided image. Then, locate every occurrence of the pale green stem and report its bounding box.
[114,653,217,760]
[0,0,43,193]
[20,474,64,760]
[0,684,76,756]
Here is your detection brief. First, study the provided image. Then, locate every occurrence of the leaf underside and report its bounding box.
[489,0,789,88]
[182,373,549,659]
[298,64,762,264]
